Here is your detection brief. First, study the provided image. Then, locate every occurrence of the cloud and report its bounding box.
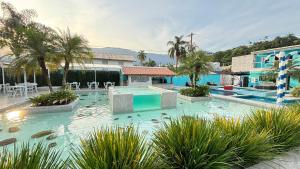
[5,0,300,53]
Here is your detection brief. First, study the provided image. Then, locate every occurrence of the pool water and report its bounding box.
[235,95,298,104]
[0,91,256,156]
[115,87,160,95]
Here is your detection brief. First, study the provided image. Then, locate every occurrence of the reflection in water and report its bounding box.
[6,110,25,122]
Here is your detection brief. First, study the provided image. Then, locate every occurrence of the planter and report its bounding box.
[178,94,211,102]
[24,98,79,113]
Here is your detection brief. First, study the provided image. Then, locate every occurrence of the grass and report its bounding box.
[153,116,235,169]
[70,126,157,169]
[0,142,66,169]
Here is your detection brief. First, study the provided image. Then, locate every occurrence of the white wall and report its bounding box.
[231,54,254,72]
[93,59,133,66]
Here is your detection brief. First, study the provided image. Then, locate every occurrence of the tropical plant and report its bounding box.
[30,89,77,106]
[143,58,156,67]
[15,23,59,92]
[245,106,300,152]
[179,85,209,97]
[153,116,235,169]
[0,142,66,169]
[55,28,93,87]
[71,126,157,169]
[291,87,300,97]
[214,116,274,168]
[167,35,187,69]
[137,50,147,65]
[0,2,37,82]
[177,50,212,88]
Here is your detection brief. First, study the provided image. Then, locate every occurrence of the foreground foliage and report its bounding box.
[71,126,157,169]
[0,143,66,169]
[179,85,210,97]
[1,104,300,168]
[153,117,234,169]
[291,87,300,97]
[30,90,77,106]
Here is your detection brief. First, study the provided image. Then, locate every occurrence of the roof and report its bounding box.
[93,52,135,62]
[252,45,300,55]
[122,66,175,76]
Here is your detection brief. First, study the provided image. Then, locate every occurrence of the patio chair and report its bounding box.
[6,86,15,97]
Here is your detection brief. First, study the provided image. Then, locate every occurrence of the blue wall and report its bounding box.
[166,74,221,86]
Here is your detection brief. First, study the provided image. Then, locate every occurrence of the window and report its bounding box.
[118,61,124,65]
[131,76,149,83]
[102,60,108,64]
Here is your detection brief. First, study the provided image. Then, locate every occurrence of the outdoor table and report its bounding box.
[11,85,26,96]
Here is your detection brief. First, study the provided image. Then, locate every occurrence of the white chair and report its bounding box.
[6,86,16,97]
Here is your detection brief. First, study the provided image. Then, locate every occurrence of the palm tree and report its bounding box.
[0,2,36,82]
[15,23,58,92]
[167,36,187,69]
[56,28,93,87]
[178,50,212,88]
[137,50,146,65]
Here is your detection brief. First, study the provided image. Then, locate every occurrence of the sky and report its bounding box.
[5,0,300,53]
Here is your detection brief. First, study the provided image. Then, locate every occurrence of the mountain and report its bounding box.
[92,47,175,65]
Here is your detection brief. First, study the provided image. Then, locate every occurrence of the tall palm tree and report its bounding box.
[137,50,146,65]
[15,23,58,92]
[178,50,212,88]
[167,35,187,69]
[56,28,93,87]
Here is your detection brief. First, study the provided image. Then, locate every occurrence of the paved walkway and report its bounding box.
[249,149,300,169]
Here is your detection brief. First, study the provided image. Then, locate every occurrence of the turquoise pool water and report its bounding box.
[0,91,256,156]
[115,87,162,111]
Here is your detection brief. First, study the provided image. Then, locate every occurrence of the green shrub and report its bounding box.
[179,85,210,97]
[71,126,157,169]
[30,90,77,106]
[291,87,300,97]
[214,117,274,168]
[245,105,300,152]
[153,116,235,169]
[0,143,66,169]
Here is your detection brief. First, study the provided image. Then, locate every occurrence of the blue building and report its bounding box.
[231,45,300,89]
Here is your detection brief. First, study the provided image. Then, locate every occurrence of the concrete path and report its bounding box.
[249,149,300,169]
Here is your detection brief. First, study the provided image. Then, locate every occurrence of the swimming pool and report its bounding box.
[0,91,256,156]
[235,95,299,104]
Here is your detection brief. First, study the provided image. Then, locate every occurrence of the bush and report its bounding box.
[71,126,157,169]
[214,117,274,168]
[245,105,300,152]
[0,143,66,169]
[179,85,209,97]
[153,116,235,169]
[30,90,77,106]
[291,87,300,97]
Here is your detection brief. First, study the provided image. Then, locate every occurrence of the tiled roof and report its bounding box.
[93,52,135,62]
[122,66,175,76]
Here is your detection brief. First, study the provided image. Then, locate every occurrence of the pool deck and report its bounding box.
[249,149,300,169]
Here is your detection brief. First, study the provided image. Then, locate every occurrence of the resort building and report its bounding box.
[231,45,300,89]
[121,66,175,86]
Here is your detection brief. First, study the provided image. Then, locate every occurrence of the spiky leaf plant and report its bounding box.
[246,104,300,152]
[71,126,157,169]
[214,116,274,168]
[153,116,235,169]
[0,142,66,169]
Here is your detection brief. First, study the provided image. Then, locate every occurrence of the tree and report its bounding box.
[143,58,156,67]
[0,2,37,81]
[167,36,187,69]
[178,50,212,88]
[137,50,146,65]
[15,23,58,92]
[55,28,93,87]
